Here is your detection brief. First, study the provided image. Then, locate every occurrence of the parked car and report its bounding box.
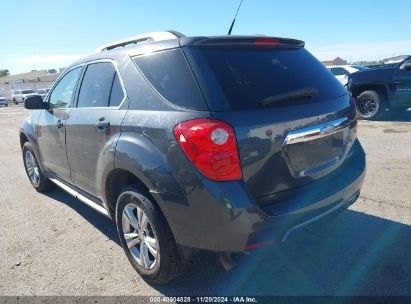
[37,88,51,100]
[348,56,411,119]
[0,95,8,107]
[12,89,39,104]
[20,31,365,284]
[327,65,370,86]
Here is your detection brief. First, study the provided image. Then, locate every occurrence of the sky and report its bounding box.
[1,0,411,74]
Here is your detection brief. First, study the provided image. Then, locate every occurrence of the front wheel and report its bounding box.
[22,142,54,192]
[13,99,17,104]
[115,187,189,284]
[355,90,385,120]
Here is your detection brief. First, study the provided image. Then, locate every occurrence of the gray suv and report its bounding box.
[20,31,365,284]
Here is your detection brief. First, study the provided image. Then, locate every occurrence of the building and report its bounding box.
[383,55,409,64]
[0,69,61,100]
[321,57,348,67]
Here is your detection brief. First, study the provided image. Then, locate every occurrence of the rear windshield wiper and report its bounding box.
[258,88,318,107]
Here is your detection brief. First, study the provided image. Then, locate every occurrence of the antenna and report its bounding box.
[227,0,244,35]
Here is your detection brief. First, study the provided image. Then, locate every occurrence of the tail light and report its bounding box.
[253,38,280,46]
[173,119,242,181]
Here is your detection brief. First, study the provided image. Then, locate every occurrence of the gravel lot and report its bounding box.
[0,104,410,296]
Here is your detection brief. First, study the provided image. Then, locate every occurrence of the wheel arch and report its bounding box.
[19,131,30,148]
[19,124,47,173]
[104,168,155,218]
[350,83,390,101]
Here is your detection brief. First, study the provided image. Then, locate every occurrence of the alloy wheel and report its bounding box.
[122,203,158,270]
[357,95,377,117]
[25,151,40,187]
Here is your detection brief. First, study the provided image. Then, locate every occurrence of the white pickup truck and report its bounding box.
[327,65,369,86]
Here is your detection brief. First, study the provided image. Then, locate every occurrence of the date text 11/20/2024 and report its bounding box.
[149,296,258,303]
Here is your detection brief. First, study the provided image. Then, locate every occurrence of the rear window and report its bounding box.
[133,49,206,110]
[22,90,35,94]
[193,47,346,110]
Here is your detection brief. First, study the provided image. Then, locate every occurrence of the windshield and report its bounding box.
[192,47,346,110]
[22,90,35,94]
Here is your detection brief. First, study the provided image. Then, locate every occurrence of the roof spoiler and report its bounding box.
[96,30,185,53]
[192,37,305,48]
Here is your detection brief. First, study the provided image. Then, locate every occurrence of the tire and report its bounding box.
[4,103,8,107]
[22,142,54,192]
[115,186,189,284]
[355,90,385,120]
[13,99,17,105]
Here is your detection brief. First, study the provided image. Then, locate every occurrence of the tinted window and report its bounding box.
[351,65,369,71]
[330,67,348,76]
[49,67,81,109]
[194,47,346,110]
[22,90,35,94]
[109,73,124,107]
[133,49,205,109]
[77,62,117,108]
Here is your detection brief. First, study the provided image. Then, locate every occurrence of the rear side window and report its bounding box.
[133,49,205,110]
[192,47,346,110]
[77,62,124,108]
[109,73,124,107]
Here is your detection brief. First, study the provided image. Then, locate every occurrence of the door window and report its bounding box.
[49,67,81,109]
[77,62,124,108]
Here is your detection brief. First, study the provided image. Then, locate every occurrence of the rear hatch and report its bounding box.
[182,37,357,199]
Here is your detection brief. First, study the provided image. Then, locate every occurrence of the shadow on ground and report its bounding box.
[45,188,411,296]
[44,188,119,245]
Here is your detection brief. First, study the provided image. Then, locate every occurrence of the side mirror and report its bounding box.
[24,95,47,110]
[400,61,411,70]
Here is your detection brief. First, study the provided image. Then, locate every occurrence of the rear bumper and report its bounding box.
[246,175,363,249]
[156,140,366,252]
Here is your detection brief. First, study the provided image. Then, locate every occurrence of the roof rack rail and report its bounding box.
[96,30,185,53]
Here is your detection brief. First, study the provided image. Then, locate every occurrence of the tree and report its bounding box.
[0,69,10,77]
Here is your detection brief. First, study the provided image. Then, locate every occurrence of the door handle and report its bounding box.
[95,117,110,132]
[56,119,64,129]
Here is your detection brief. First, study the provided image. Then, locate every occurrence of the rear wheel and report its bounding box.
[115,186,189,284]
[355,90,385,120]
[13,98,17,104]
[22,142,54,192]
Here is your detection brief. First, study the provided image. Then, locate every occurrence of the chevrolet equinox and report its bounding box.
[20,31,366,284]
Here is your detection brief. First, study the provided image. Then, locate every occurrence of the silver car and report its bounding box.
[37,88,51,100]
[12,89,40,104]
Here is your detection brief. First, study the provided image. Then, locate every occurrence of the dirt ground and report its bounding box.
[0,104,410,296]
